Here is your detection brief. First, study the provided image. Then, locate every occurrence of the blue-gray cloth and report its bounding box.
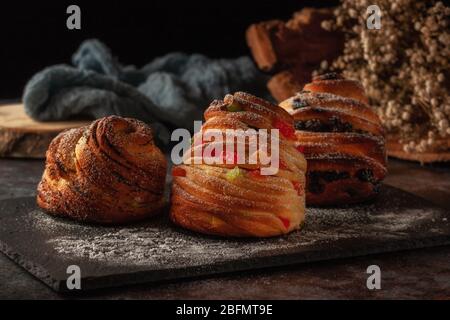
[23,39,269,139]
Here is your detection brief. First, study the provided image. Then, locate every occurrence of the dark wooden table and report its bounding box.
[0,158,449,299]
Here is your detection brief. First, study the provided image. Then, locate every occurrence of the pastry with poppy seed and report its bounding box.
[37,116,167,224]
[170,92,307,237]
[280,73,387,206]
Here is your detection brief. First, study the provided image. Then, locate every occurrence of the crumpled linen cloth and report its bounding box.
[23,39,269,136]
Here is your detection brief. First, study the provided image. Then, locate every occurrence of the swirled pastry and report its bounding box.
[37,116,167,224]
[280,73,387,206]
[170,92,307,237]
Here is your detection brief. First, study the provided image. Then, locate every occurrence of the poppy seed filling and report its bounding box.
[294,117,356,133]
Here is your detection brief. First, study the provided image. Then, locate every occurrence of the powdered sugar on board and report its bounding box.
[26,186,449,268]
[0,185,449,291]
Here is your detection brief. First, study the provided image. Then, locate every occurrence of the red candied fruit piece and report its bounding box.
[172,167,186,177]
[296,145,305,153]
[202,147,216,158]
[291,181,304,196]
[273,118,296,140]
[279,216,290,229]
[248,169,265,179]
[220,150,239,164]
[279,159,288,170]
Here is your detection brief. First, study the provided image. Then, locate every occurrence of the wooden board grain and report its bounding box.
[0,103,91,158]
[387,135,450,164]
[0,185,449,293]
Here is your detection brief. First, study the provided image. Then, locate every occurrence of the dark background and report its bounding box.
[0,0,337,99]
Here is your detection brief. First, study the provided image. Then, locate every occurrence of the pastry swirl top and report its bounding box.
[171,92,307,237]
[37,116,167,224]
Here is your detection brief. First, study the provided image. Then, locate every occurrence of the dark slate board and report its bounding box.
[0,185,449,293]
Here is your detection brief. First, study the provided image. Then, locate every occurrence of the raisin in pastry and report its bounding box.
[280,73,387,206]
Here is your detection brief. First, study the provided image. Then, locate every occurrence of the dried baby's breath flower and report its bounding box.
[318,0,450,153]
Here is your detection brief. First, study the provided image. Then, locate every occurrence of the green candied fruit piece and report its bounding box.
[227,102,242,112]
[226,166,242,181]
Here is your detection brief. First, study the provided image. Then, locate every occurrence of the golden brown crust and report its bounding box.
[305,73,369,105]
[280,73,387,206]
[37,116,167,224]
[170,92,307,237]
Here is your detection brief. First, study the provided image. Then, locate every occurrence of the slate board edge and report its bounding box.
[1,234,447,294]
[60,235,450,293]
[1,187,450,293]
[0,240,60,291]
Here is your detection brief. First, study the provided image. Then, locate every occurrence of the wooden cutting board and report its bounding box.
[0,103,91,158]
[387,134,450,164]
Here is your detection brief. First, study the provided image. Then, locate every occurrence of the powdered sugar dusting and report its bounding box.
[26,186,450,268]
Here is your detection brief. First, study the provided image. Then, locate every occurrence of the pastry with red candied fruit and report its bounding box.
[170,92,307,237]
[280,73,387,206]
